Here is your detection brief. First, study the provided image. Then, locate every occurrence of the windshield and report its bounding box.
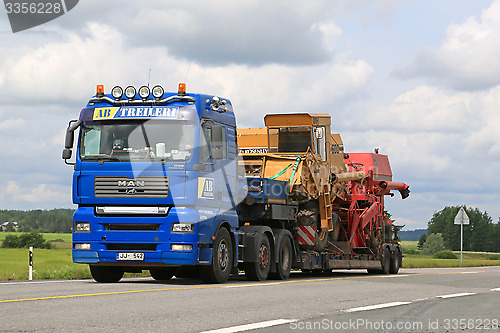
[269,126,312,153]
[80,119,195,162]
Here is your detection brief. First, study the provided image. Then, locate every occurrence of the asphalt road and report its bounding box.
[1,266,500,332]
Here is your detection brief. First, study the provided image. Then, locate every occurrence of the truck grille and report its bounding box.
[106,243,157,251]
[104,223,160,231]
[94,176,169,198]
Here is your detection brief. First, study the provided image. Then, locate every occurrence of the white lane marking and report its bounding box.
[461,271,480,274]
[436,292,476,299]
[491,288,500,292]
[0,280,77,286]
[344,301,411,313]
[412,298,429,302]
[200,319,295,333]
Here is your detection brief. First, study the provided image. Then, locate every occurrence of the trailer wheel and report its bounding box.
[389,249,401,274]
[201,228,233,284]
[381,247,391,274]
[150,268,175,281]
[269,236,292,280]
[245,234,271,281]
[89,265,124,283]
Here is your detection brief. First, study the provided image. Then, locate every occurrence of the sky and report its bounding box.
[0,0,499,230]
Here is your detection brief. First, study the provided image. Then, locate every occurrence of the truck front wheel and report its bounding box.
[89,265,124,283]
[201,228,233,284]
[245,234,271,281]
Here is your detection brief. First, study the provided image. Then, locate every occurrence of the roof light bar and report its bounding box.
[111,86,123,100]
[152,85,164,99]
[138,86,150,100]
[124,86,136,100]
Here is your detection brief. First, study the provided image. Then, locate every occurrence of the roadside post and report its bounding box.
[454,207,470,264]
[29,246,33,280]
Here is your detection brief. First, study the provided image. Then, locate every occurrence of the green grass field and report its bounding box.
[401,241,500,268]
[0,248,91,280]
[0,235,499,281]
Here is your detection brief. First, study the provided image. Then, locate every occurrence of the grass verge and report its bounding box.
[1,237,498,281]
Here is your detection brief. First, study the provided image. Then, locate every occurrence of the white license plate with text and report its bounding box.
[116,252,144,261]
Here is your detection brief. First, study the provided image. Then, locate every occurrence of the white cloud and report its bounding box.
[398,0,500,90]
[6,181,68,204]
[0,118,25,131]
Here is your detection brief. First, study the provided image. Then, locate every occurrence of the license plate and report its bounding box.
[116,252,144,261]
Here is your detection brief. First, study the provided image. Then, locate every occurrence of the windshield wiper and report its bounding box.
[82,155,122,162]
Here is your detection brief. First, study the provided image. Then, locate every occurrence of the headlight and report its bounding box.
[152,85,164,99]
[74,222,90,232]
[124,86,136,100]
[74,243,91,250]
[138,85,150,100]
[171,222,194,233]
[171,244,193,251]
[111,86,123,100]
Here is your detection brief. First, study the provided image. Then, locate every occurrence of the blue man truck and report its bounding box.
[63,84,410,283]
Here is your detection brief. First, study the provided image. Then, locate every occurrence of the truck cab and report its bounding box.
[63,84,239,283]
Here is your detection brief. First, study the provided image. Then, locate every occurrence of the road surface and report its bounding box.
[1,266,499,332]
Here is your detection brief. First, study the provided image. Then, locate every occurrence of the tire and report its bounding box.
[245,234,271,281]
[269,236,292,280]
[89,265,124,283]
[201,228,233,284]
[381,247,391,274]
[150,268,175,281]
[389,249,401,274]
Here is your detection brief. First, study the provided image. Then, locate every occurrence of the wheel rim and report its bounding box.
[218,239,228,270]
[259,244,269,271]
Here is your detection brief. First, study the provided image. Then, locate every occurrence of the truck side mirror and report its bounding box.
[63,120,81,165]
[62,148,72,160]
[64,120,82,149]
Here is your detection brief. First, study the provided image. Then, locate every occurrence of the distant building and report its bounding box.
[1,221,18,231]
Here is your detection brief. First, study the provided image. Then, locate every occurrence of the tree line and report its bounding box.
[0,209,75,233]
[421,206,500,253]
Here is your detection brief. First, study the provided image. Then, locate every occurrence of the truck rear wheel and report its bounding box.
[89,265,124,283]
[150,268,175,281]
[201,228,233,284]
[245,234,271,281]
[269,236,292,280]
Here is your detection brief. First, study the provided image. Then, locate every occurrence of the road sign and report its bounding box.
[454,207,469,225]
[454,207,469,264]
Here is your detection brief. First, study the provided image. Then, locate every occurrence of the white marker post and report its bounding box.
[29,246,33,281]
[454,207,470,264]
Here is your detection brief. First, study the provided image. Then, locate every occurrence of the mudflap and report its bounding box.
[238,225,274,264]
